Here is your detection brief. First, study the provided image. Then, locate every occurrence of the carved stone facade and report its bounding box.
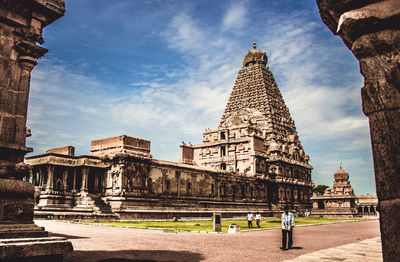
[311,168,357,218]
[316,0,400,260]
[26,45,313,219]
[192,42,313,211]
[0,0,72,261]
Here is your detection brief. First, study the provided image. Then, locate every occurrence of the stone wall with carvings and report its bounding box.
[192,42,313,210]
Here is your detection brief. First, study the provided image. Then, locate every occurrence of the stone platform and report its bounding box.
[0,237,73,261]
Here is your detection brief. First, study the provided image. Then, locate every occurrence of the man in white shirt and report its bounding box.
[281,206,294,250]
[255,212,262,228]
[247,211,254,228]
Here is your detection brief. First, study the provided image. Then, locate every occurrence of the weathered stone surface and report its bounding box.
[316,0,400,260]
[0,0,71,260]
[46,146,75,156]
[193,42,313,211]
[90,135,151,158]
[0,236,72,260]
[378,198,400,262]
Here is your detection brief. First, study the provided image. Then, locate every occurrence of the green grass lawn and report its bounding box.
[89,217,363,233]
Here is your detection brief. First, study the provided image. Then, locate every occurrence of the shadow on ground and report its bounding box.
[64,249,205,262]
[290,246,303,250]
[48,232,90,239]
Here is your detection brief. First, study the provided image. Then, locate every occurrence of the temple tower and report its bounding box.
[311,168,357,218]
[192,42,313,210]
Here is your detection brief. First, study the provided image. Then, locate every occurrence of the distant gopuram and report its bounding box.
[26,43,313,219]
[311,168,358,218]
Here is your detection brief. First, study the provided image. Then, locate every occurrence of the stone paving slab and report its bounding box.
[284,237,382,262]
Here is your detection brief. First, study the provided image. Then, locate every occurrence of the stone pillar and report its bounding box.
[175,171,181,197]
[62,168,68,192]
[81,167,89,192]
[72,168,77,193]
[39,168,43,187]
[32,170,37,186]
[94,173,98,192]
[0,0,72,260]
[161,169,167,194]
[316,0,400,260]
[45,165,54,192]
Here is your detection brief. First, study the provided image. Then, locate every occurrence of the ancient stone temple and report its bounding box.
[26,43,313,219]
[311,168,357,218]
[192,42,313,210]
[0,0,72,261]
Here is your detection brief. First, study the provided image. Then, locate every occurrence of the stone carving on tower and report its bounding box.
[192,42,313,208]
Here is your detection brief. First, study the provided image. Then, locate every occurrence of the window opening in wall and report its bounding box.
[166,180,170,190]
[220,131,226,140]
[211,183,214,194]
[187,182,191,192]
[220,146,226,157]
[221,163,226,170]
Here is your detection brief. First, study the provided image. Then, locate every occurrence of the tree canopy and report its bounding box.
[313,184,329,195]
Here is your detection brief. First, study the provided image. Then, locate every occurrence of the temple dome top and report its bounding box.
[335,168,348,175]
[243,41,268,67]
[334,168,349,180]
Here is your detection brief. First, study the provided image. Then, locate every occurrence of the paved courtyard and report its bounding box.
[35,219,380,262]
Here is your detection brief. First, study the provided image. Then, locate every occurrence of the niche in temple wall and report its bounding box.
[123,162,151,194]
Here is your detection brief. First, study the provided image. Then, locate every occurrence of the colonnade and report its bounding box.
[31,165,103,194]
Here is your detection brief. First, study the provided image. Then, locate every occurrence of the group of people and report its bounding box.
[246,211,262,228]
[246,207,295,251]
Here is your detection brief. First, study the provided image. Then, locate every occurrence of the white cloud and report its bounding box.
[222,1,248,31]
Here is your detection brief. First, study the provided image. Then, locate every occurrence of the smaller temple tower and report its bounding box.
[311,168,357,218]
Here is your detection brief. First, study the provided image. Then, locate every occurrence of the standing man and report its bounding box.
[247,211,254,228]
[281,206,294,250]
[255,212,262,228]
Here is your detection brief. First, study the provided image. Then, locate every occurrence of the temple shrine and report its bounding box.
[311,168,358,218]
[26,43,313,219]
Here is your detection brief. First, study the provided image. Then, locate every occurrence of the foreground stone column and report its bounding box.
[0,0,72,260]
[316,0,400,260]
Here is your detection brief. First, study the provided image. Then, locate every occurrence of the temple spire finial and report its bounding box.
[253,40,256,49]
[340,162,343,169]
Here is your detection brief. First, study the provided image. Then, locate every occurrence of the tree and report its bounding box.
[313,184,329,195]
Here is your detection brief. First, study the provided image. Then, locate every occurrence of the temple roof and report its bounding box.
[219,42,298,143]
[243,41,268,67]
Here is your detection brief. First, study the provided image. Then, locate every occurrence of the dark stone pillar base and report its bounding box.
[0,179,72,260]
[0,237,72,261]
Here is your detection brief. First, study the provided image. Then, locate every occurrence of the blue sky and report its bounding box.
[27,0,376,194]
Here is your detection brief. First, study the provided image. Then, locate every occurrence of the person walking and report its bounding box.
[247,211,254,228]
[255,212,262,228]
[281,206,294,250]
